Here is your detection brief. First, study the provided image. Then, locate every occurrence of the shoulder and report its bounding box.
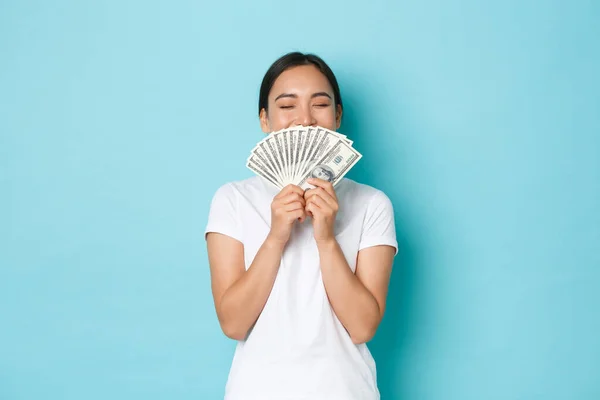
[209,176,277,210]
[339,178,393,208]
[206,178,266,242]
[337,178,396,228]
[341,179,398,253]
[227,175,265,191]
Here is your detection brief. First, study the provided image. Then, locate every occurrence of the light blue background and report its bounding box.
[1,1,599,399]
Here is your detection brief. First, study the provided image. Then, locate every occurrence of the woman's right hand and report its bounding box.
[268,184,306,245]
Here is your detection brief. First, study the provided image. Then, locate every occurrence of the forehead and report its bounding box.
[269,65,333,97]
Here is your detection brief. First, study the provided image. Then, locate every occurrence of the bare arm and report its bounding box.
[317,240,395,344]
[206,184,306,340]
[305,178,395,344]
[207,233,285,340]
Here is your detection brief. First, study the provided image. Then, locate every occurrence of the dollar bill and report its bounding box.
[247,156,281,189]
[292,127,306,182]
[246,125,362,190]
[272,130,289,185]
[297,138,362,190]
[264,134,285,184]
[250,145,282,187]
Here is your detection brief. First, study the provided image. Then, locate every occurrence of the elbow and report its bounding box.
[220,319,249,341]
[350,324,378,345]
[349,308,383,344]
[216,300,250,341]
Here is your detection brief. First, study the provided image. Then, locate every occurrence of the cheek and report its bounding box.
[268,109,295,131]
[314,108,337,129]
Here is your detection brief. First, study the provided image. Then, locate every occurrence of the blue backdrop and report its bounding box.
[1,1,599,399]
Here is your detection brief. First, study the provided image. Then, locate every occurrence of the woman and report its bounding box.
[205,52,397,399]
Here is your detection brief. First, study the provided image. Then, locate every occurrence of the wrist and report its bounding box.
[315,237,338,251]
[264,233,288,250]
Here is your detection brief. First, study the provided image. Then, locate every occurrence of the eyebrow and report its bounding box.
[274,92,332,101]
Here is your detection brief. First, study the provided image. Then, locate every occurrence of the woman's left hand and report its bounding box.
[304,178,339,243]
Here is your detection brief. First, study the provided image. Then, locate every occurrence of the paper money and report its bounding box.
[246,126,362,190]
[297,138,361,190]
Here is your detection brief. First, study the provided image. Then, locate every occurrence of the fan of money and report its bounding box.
[246,126,362,190]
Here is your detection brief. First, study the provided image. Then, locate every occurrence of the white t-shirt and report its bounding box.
[205,176,398,400]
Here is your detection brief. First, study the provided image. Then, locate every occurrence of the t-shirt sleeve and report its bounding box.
[204,183,243,243]
[358,190,398,255]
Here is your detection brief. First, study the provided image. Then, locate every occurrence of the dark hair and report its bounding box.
[258,52,343,116]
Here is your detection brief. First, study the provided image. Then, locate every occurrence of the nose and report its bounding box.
[298,107,317,127]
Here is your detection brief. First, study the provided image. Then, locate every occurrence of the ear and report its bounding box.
[335,104,343,130]
[259,108,271,133]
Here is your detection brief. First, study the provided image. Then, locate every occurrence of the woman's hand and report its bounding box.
[304,178,339,244]
[268,184,306,245]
